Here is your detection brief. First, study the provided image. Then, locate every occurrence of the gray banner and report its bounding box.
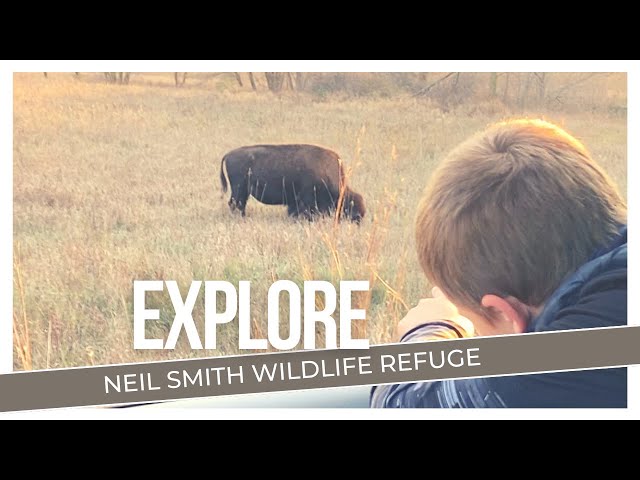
[1,326,638,412]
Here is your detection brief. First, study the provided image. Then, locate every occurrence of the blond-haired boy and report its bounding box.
[371,119,627,408]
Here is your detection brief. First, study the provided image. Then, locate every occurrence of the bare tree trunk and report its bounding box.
[286,72,295,90]
[489,72,497,97]
[295,72,307,90]
[234,73,244,87]
[248,72,257,91]
[518,73,533,108]
[174,73,187,87]
[503,73,510,103]
[265,72,285,92]
[549,73,602,99]
[105,73,130,85]
[413,72,455,97]
[531,72,547,104]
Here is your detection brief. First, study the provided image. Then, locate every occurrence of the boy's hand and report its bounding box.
[395,287,474,341]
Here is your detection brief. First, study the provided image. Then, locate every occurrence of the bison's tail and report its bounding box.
[220,155,228,194]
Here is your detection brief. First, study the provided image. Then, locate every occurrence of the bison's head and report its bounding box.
[343,189,366,224]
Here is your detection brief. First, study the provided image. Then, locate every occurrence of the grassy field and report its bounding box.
[13,72,627,370]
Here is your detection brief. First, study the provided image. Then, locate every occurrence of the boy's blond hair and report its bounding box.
[416,119,627,313]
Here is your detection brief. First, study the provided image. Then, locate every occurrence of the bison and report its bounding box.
[219,144,366,223]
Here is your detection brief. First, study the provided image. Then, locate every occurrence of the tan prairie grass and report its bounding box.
[13,73,627,370]
[12,247,32,370]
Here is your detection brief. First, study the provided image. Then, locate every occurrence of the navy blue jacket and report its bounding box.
[370,227,627,408]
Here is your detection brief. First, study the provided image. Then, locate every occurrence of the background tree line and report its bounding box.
[45,72,625,112]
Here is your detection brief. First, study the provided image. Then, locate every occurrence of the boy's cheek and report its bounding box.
[458,308,498,337]
[459,305,531,337]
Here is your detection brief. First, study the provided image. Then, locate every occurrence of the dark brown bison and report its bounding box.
[219,144,366,222]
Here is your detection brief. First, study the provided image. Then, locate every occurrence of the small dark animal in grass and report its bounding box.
[219,144,366,223]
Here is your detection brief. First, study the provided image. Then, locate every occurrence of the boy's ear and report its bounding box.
[480,294,529,334]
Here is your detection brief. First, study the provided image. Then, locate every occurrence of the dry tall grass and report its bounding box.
[13,73,627,370]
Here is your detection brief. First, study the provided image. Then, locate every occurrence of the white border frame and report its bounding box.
[2,60,637,419]
[1,68,12,375]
